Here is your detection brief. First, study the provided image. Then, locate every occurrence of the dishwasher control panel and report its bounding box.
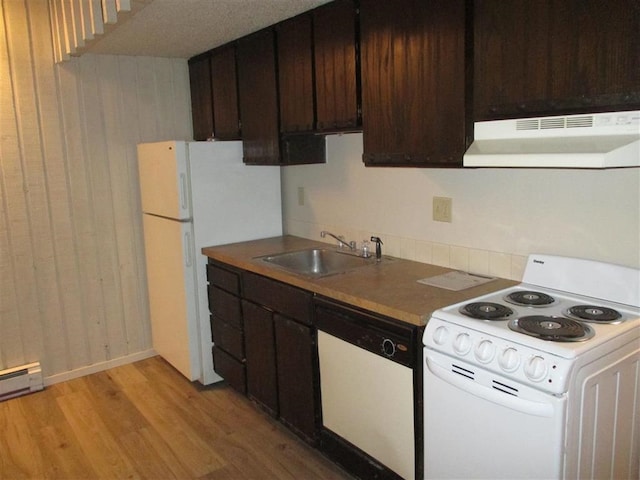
[314,298,417,368]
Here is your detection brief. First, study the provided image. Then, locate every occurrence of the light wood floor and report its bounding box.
[0,356,353,479]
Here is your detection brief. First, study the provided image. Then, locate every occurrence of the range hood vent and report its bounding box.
[464,111,640,168]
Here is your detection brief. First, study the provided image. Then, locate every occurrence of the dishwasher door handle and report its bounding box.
[425,353,556,417]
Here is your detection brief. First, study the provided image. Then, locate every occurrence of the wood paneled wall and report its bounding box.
[0,0,192,381]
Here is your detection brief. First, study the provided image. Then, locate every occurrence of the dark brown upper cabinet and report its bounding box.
[474,0,640,121]
[188,53,214,141]
[237,29,281,164]
[277,14,315,133]
[237,28,325,165]
[210,45,241,140]
[360,0,471,167]
[313,0,360,132]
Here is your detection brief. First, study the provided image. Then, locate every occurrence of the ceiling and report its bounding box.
[82,0,332,58]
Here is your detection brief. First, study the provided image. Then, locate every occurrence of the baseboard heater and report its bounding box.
[0,362,44,401]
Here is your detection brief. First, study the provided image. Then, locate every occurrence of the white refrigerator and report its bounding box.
[137,140,282,384]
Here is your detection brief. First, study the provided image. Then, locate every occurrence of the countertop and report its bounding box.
[202,235,517,327]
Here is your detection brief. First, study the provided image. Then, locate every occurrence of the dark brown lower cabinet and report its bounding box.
[274,314,317,442]
[241,271,319,444]
[212,346,246,394]
[243,300,278,415]
[207,261,246,393]
[243,300,318,442]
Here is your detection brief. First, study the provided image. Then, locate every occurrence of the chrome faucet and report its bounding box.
[320,231,356,250]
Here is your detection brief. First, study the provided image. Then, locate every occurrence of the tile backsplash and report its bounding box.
[284,218,527,281]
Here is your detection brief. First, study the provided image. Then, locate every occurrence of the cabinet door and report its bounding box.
[211,45,241,140]
[274,314,318,443]
[243,300,279,415]
[474,0,640,120]
[277,14,314,133]
[360,0,469,167]
[188,53,214,141]
[237,29,281,165]
[313,0,360,132]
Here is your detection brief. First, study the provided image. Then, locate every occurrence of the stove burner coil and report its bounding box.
[505,291,556,307]
[509,315,594,342]
[460,302,514,320]
[566,305,622,323]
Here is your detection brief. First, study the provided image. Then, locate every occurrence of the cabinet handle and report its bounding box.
[180,173,188,210]
[184,232,192,267]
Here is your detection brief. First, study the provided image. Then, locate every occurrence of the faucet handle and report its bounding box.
[361,240,371,258]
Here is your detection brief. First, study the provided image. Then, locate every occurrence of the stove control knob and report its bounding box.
[498,347,520,372]
[524,355,548,382]
[453,333,472,355]
[432,326,449,345]
[474,339,495,363]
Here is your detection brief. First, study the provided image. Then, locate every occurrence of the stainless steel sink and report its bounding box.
[261,248,375,277]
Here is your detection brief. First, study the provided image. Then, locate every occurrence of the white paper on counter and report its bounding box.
[417,271,496,291]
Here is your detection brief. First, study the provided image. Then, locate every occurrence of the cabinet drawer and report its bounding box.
[213,346,246,394]
[211,316,244,360]
[208,285,242,328]
[242,272,313,325]
[207,261,241,295]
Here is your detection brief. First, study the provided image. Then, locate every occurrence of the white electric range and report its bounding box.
[423,254,640,479]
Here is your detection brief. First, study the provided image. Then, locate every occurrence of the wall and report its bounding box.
[0,0,192,381]
[282,133,640,280]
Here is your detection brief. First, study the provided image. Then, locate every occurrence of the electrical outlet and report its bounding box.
[433,196,452,222]
[297,186,305,206]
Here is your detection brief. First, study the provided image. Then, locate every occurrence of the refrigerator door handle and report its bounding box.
[184,231,193,267]
[180,173,188,210]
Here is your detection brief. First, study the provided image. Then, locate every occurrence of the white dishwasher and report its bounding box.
[315,297,420,480]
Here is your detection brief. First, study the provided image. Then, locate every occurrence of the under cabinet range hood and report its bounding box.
[464,110,640,168]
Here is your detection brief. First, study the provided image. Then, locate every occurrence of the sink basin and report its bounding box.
[261,248,375,277]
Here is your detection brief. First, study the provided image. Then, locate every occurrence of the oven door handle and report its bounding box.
[426,354,555,417]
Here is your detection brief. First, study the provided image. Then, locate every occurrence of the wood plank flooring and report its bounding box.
[0,356,353,479]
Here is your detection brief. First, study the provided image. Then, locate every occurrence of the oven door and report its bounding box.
[424,349,566,480]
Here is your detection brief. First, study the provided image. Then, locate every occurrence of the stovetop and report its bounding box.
[423,254,640,394]
[461,289,627,344]
[432,284,639,355]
